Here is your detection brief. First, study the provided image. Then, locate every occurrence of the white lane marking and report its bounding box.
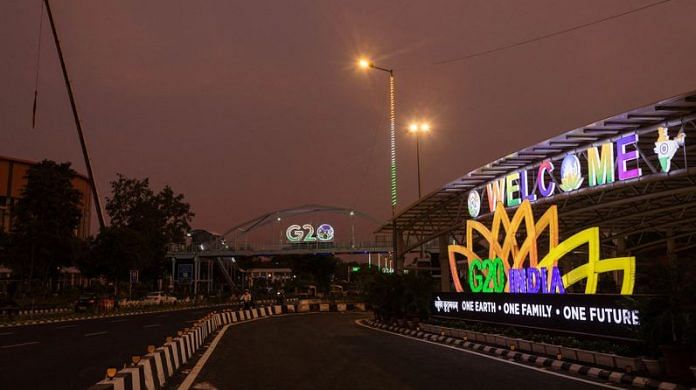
[143,324,161,328]
[355,320,623,390]
[55,324,78,329]
[84,331,108,337]
[179,316,268,390]
[0,341,40,349]
[0,332,15,336]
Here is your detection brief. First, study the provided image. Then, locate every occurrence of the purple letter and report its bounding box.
[537,160,555,198]
[550,267,565,294]
[616,133,642,181]
[540,267,549,294]
[509,269,526,293]
[526,268,541,293]
[519,170,537,202]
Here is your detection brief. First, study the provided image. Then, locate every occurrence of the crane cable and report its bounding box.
[32,0,45,128]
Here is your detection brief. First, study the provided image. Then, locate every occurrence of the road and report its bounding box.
[0,304,240,390]
[190,313,610,390]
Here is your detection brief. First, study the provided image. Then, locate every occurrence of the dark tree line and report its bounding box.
[1,160,193,294]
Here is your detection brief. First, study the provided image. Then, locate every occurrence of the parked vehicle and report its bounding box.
[142,291,177,305]
[74,294,98,312]
[0,297,20,318]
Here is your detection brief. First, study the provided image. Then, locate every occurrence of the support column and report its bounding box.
[193,256,199,296]
[395,230,405,273]
[438,234,451,292]
[613,236,626,289]
[208,259,213,293]
[170,258,176,290]
[666,229,676,263]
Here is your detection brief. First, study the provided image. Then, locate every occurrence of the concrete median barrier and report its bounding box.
[88,302,365,390]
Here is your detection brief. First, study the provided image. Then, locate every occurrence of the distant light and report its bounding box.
[409,122,431,133]
[186,232,192,237]
[199,244,204,250]
[349,210,355,216]
[277,217,282,222]
[358,58,371,69]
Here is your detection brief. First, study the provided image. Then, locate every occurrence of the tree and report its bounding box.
[8,160,82,287]
[277,254,338,292]
[95,174,194,283]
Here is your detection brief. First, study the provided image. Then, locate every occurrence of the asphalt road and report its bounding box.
[0,304,241,390]
[192,313,609,390]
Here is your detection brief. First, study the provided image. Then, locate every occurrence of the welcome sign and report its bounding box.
[466,127,686,218]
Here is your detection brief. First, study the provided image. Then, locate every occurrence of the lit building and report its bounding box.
[0,156,92,239]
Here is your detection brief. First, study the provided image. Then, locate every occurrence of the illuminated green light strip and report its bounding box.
[389,74,397,208]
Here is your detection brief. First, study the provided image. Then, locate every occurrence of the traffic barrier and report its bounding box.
[89,302,365,389]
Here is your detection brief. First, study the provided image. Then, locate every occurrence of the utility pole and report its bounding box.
[44,0,106,230]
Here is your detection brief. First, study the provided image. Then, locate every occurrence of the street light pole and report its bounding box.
[358,59,400,273]
[415,131,422,199]
[409,122,430,200]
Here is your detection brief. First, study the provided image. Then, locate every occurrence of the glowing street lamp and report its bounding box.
[357,56,399,272]
[409,122,430,199]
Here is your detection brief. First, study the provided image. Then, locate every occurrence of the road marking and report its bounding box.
[0,332,15,336]
[355,320,623,390]
[55,324,78,329]
[0,341,40,349]
[84,331,108,337]
[179,316,267,390]
[143,324,161,328]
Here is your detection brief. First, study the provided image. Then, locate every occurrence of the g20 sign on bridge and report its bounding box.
[286,223,335,242]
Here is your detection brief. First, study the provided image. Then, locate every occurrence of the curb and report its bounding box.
[87,305,278,390]
[88,302,367,389]
[0,298,297,328]
[361,319,695,390]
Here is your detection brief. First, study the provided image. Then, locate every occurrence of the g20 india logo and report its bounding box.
[449,200,635,295]
[286,223,334,242]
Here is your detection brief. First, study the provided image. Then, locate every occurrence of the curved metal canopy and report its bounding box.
[381,90,696,256]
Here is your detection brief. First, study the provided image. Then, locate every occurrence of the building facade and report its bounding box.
[0,156,92,239]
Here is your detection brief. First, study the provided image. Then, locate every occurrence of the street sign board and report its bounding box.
[178,264,193,282]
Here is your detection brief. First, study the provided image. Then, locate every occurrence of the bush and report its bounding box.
[361,270,432,321]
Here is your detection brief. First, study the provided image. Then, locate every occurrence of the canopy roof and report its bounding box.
[382,90,696,256]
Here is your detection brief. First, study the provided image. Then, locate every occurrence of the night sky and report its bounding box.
[2,1,696,241]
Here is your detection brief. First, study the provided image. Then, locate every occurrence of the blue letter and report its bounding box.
[526,268,540,293]
[550,267,565,294]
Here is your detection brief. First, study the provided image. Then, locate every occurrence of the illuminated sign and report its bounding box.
[432,292,640,338]
[467,190,480,218]
[286,223,334,242]
[559,154,583,192]
[466,258,566,294]
[440,201,640,338]
[449,200,636,295]
[654,126,686,172]
[467,128,687,218]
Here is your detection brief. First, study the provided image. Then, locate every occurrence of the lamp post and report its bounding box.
[408,122,430,199]
[358,58,399,273]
